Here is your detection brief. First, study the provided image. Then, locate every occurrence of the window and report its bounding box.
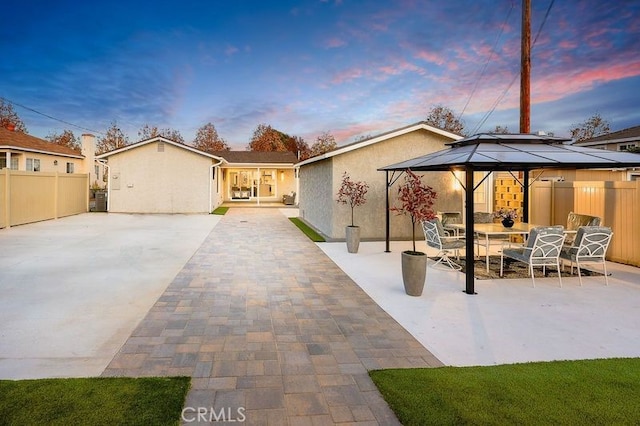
[26,158,41,172]
[1,156,19,170]
[619,143,637,151]
[67,162,74,173]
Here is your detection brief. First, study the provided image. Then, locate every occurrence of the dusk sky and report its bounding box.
[2,1,639,149]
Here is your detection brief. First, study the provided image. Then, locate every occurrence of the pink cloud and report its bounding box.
[324,37,347,49]
[331,67,366,84]
[414,49,446,66]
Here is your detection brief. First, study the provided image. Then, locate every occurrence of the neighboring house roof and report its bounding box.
[214,150,299,165]
[0,127,84,158]
[573,125,640,147]
[95,136,225,162]
[295,121,462,167]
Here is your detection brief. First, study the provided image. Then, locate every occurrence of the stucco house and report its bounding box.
[213,150,299,205]
[0,126,102,184]
[96,136,225,213]
[295,121,464,241]
[572,125,640,152]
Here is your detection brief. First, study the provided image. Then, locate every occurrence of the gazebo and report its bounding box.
[379,133,640,295]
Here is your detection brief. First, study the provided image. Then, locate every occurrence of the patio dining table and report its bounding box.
[450,222,540,273]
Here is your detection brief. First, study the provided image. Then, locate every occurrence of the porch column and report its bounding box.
[257,167,260,206]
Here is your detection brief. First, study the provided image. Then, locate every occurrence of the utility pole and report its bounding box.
[520,0,531,134]
[520,0,531,222]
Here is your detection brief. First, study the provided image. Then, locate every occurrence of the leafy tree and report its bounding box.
[284,135,310,160]
[488,125,510,134]
[97,121,129,154]
[310,131,338,157]
[569,113,611,141]
[247,124,287,151]
[425,105,465,135]
[336,172,369,227]
[0,98,28,133]
[193,122,229,152]
[138,124,185,144]
[46,129,81,152]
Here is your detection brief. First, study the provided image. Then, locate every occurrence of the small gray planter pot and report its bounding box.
[345,226,361,253]
[401,251,427,296]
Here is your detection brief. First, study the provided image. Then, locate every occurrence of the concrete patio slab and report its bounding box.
[318,240,640,366]
[0,213,221,379]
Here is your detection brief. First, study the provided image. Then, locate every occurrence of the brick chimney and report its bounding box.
[5,122,16,131]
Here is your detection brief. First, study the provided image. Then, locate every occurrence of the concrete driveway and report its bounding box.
[0,213,221,379]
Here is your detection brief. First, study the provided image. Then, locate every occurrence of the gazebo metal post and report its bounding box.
[385,170,390,252]
[464,165,476,294]
[522,169,530,222]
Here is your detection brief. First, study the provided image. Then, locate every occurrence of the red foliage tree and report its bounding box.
[336,172,369,227]
[391,169,438,253]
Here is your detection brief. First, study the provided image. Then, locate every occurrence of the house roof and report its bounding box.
[573,125,640,147]
[96,136,226,162]
[213,150,299,165]
[0,127,84,158]
[295,121,462,167]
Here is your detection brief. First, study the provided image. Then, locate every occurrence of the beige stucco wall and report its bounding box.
[300,129,462,240]
[1,151,81,174]
[107,142,217,213]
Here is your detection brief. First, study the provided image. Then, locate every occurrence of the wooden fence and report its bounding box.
[531,180,640,267]
[1,169,88,229]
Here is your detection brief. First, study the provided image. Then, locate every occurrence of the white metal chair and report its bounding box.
[440,211,463,237]
[422,218,466,271]
[500,226,566,287]
[560,226,612,286]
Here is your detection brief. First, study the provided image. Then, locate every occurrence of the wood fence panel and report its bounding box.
[0,170,6,228]
[58,174,89,217]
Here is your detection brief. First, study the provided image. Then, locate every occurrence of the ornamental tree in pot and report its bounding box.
[391,169,437,296]
[336,171,369,253]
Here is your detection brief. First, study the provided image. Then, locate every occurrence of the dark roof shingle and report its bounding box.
[213,150,298,164]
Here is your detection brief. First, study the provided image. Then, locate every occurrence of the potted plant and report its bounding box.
[494,208,518,228]
[391,169,437,296]
[336,171,369,253]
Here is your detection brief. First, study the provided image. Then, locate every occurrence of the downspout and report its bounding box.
[97,159,110,212]
[209,159,223,213]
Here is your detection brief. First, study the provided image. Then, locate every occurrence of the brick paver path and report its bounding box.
[103,208,442,425]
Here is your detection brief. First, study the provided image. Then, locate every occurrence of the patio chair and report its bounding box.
[282,191,296,205]
[560,226,612,286]
[422,218,466,271]
[565,212,601,245]
[500,226,565,287]
[440,211,463,237]
[473,212,509,257]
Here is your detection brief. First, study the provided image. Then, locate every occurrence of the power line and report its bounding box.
[469,0,556,134]
[0,96,105,135]
[459,0,515,119]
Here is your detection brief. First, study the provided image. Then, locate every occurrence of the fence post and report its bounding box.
[54,172,59,219]
[2,168,9,228]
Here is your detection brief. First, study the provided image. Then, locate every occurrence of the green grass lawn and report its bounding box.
[212,206,229,215]
[370,358,640,425]
[0,377,190,426]
[289,217,326,242]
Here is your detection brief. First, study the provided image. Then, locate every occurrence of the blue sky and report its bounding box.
[2,0,639,149]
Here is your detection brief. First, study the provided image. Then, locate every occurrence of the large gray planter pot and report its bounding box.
[345,226,360,253]
[401,251,427,296]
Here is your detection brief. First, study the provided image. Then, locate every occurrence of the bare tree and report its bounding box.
[97,121,129,154]
[46,129,81,152]
[569,113,611,141]
[138,124,185,143]
[425,105,465,135]
[193,122,229,152]
[310,131,337,157]
[0,98,28,133]
[488,125,510,134]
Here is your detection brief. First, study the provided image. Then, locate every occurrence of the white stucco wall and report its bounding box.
[300,129,463,240]
[107,141,217,213]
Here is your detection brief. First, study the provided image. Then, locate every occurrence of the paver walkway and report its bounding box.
[102,208,442,425]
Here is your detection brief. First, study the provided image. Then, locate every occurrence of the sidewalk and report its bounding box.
[102,208,441,425]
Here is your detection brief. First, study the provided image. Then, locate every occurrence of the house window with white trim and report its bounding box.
[1,156,19,170]
[619,143,637,151]
[26,158,41,172]
[67,162,74,173]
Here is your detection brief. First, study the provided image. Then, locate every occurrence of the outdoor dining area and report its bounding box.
[425,210,612,287]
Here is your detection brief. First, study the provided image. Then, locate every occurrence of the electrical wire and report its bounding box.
[469,0,556,134]
[0,96,105,135]
[459,0,515,119]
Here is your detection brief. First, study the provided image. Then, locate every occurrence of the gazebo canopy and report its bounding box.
[380,133,640,172]
[379,133,640,295]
